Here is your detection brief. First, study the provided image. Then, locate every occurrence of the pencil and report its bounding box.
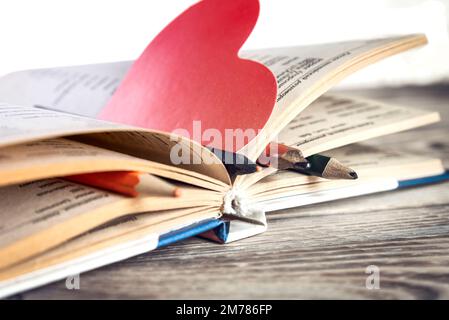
[207,147,261,176]
[257,142,310,170]
[258,143,358,180]
[65,171,182,197]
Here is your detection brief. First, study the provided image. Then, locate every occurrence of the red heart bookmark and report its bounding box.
[99,0,277,152]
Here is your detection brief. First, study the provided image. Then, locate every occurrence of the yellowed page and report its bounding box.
[0,103,230,185]
[74,131,231,185]
[238,34,427,161]
[0,206,219,282]
[248,144,444,198]
[0,138,228,191]
[278,94,440,157]
[0,178,222,269]
[0,102,129,148]
[238,93,440,189]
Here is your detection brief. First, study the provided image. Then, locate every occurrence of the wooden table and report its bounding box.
[15,86,449,299]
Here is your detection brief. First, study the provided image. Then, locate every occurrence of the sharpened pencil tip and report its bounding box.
[173,188,183,197]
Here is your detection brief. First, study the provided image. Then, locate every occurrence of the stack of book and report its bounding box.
[0,0,446,297]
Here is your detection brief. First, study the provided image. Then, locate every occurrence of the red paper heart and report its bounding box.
[99,0,277,152]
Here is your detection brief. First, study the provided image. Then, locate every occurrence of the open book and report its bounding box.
[0,0,447,298]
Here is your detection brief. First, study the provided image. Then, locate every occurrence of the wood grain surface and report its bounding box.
[11,85,449,300]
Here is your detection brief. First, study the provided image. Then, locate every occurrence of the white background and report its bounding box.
[0,0,448,86]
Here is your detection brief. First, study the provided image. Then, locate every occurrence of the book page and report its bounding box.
[243,39,393,113]
[0,206,218,282]
[258,177,399,214]
[0,103,230,185]
[0,36,426,136]
[323,144,442,172]
[238,94,441,190]
[0,102,131,148]
[0,62,132,117]
[248,144,444,198]
[0,137,229,191]
[0,35,428,162]
[277,94,440,157]
[0,179,119,252]
[0,177,223,270]
[238,34,427,160]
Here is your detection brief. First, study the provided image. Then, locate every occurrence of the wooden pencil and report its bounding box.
[258,143,358,180]
[65,171,182,197]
